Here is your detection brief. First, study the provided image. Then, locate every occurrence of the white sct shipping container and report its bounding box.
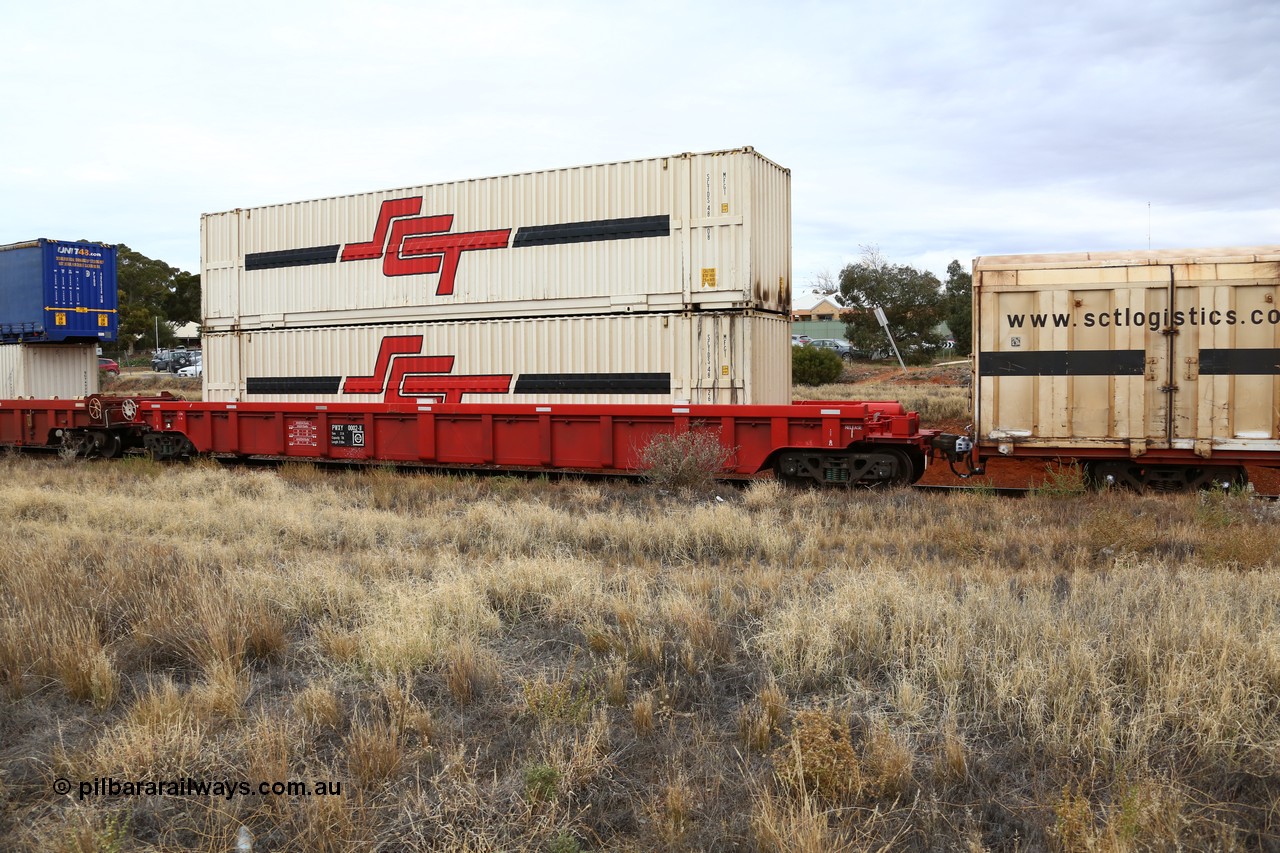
[202,148,791,330]
[974,245,1280,456]
[202,312,791,406]
[0,343,99,398]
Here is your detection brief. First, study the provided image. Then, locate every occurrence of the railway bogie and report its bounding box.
[1082,460,1248,493]
[773,445,922,487]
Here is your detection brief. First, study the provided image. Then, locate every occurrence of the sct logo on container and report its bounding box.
[243,198,671,297]
[338,198,511,295]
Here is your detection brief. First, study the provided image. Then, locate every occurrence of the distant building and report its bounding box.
[792,297,845,321]
[791,298,849,340]
[173,322,201,347]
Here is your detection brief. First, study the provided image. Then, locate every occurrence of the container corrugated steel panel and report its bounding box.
[974,246,1280,455]
[0,343,99,398]
[201,148,790,330]
[203,312,791,406]
[0,240,118,343]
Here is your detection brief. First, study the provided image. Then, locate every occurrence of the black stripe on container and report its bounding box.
[245,245,340,271]
[978,350,1146,377]
[511,215,670,248]
[246,376,342,395]
[513,373,671,394]
[1199,348,1280,375]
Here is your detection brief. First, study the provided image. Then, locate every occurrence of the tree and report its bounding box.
[166,270,201,327]
[812,270,838,297]
[837,247,944,365]
[942,260,972,355]
[115,245,200,354]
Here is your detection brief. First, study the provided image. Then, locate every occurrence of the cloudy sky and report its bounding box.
[3,0,1276,307]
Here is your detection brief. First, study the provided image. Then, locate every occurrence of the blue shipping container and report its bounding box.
[0,239,118,343]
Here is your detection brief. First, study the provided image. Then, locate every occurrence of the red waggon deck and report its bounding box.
[0,395,939,486]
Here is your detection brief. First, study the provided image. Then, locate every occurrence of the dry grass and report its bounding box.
[2,453,1279,850]
[797,379,970,423]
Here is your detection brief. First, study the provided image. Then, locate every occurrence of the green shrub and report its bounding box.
[523,762,561,802]
[792,345,843,386]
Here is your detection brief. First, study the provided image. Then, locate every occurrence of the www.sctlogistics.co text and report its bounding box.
[1005,307,1280,330]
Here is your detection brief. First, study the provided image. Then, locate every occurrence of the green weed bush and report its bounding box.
[792,345,843,386]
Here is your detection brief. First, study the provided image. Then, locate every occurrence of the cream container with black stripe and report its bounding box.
[201,148,791,331]
[974,246,1280,457]
[201,311,791,406]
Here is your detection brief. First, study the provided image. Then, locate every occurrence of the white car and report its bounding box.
[177,357,202,377]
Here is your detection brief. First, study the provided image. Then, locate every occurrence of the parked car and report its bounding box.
[177,354,202,378]
[790,334,813,346]
[152,348,197,373]
[97,357,119,377]
[809,338,864,361]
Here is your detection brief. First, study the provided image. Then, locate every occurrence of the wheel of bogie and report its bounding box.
[88,430,121,459]
[880,448,916,488]
[1083,460,1141,491]
[772,452,822,489]
[143,432,196,460]
[903,448,927,484]
[773,470,814,489]
[1201,465,1248,493]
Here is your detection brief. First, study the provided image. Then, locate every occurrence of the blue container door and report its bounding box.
[43,242,118,341]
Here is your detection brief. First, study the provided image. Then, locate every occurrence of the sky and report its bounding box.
[3,0,1276,308]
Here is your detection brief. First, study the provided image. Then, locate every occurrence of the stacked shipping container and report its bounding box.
[0,239,115,399]
[0,344,98,399]
[0,240,118,343]
[200,148,792,405]
[203,312,790,406]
